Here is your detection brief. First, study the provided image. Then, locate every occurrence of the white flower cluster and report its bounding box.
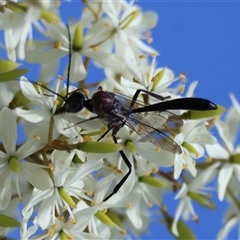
[0,1,239,239]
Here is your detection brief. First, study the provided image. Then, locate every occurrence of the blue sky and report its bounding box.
[1,1,240,239]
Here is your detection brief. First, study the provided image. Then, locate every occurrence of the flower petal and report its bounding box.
[16,138,45,160]
[20,162,53,190]
[0,165,12,210]
[218,164,233,201]
[0,107,17,155]
[19,77,50,108]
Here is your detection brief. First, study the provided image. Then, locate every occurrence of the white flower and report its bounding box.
[26,20,125,82]
[0,83,14,109]
[171,162,220,237]
[0,107,53,210]
[21,201,103,240]
[174,120,217,179]
[15,76,81,143]
[22,149,103,230]
[0,6,43,61]
[206,96,240,201]
[120,55,180,100]
[102,1,158,56]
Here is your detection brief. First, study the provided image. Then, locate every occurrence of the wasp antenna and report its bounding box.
[66,24,72,97]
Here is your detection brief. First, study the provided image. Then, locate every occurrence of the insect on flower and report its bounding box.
[21,25,218,202]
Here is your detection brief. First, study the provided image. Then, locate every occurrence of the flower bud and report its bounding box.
[58,187,76,208]
[0,60,20,73]
[151,68,165,91]
[80,141,122,153]
[41,10,59,24]
[188,191,215,209]
[72,24,83,52]
[181,105,225,120]
[95,211,115,227]
[230,153,240,164]
[0,69,28,83]
[8,157,20,173]
[182,142,198,156]
[139,176,166,188]
[0,214,21,227]
[125,140,135,153]
[106,210,123,229]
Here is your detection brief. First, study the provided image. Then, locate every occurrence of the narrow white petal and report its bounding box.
[175,183,188,200]
[126,198,142,229]
[22,188,54,217]
[205,143,229,159]
[84,50,125,72]
[217,216,238,240]
[19,77,50,108]
[39,61,59,82]
[218,164,233,201]
[230,93,240,115]
[69,159,103,184]
[71,207,97,227]
[0,107,17,155]
[68,52,86,82]
[0,151,8,165]
[129,36,159,55]
[190,162,220,190]
[171,199,185,237]
[54,115,79,138]
[136,142,174,167]
[174,154,184,179]
[94,174,116,203]
[0,165,12,210]
[15,108,50,123]
[215,121,234,153]
[20,162,53,190]
[233,165,240,183]
[120,77,144,96]
[17,138,45,160]
[37,197,53,230]
[4,29,16,62]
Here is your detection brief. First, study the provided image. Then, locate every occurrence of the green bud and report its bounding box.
[0,214,21,228]
[139,176,166,188]
[95,211,115,227]
[0,69,28,83]
[8,157,20,173]
[58,187,76,208]
[9,90,29,109]
[79,141,122,153]
[59,230,68,240]
[72,24,83,51]
[0,60,20,73]
[41,10,59,24]
[151,68,165,91]
[188,191,215,209]
[174,220,196,240]
[161,209,196,240]
[5,2,27,14]
[230,153,240,164]
[85,126,108,137]
[125,140,135,153]
[72,154,84,164]
[106,210,123,229]
[181,105,225,120]
[182,142,198,156]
